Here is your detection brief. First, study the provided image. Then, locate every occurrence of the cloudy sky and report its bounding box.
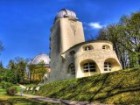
[0,0,140,66]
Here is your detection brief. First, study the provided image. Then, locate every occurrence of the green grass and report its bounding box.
[0,88,5,95]
[36,68,140,104]
[0,98,59,105]
[0,97,59,105]
[0,85,60,105]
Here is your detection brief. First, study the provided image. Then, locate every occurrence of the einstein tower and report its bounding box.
[49,9,85,81]
[49,9,122,82]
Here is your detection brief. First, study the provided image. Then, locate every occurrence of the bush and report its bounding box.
[6,86,17,96]
[0,81,13,89]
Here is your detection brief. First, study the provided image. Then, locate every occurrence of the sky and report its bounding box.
[0,0,140,67]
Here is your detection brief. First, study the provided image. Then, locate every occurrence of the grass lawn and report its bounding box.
[0,86,59,105]
[37,68,140,104]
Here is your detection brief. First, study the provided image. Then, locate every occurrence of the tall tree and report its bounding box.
[28,61,48,83]
[15,57,27,83]
[119,13,140,67]
[0,61,3,69]
[0,41,3,54]
[8,60,16,70]
[97,11,140,68]
[7,57,28,83]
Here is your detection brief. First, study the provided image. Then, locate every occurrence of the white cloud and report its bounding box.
[88,22,103,29]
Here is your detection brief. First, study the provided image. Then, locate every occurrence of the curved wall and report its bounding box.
[64,41,122,78]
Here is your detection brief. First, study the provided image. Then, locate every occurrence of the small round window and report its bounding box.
[69,50,75,56]
[84,45,93,51]
[102,45,110,50]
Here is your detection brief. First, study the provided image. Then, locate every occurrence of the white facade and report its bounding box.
[31,54,50,65]
[49,9,122,82]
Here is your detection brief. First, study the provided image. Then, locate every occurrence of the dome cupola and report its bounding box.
[31,54,50,65]
[56,8,78,20]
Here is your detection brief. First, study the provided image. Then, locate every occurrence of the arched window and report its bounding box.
[82,62,96,72]
[68,63,75,75]
[102,45,110,50]
[84,45,93,51]
[104,62,111,71]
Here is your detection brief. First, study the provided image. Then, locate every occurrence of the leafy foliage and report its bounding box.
[28,61,48,83]
[7,57,28,84]
[0,41,3,54]
[6,86,17,96]
[0,86,57,105]
[0,81,14,89]
[97,12,140,68]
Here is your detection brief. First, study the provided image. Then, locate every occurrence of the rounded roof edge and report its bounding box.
[88,40,113,44]
[62,40,113,54]
[31,53,50,65]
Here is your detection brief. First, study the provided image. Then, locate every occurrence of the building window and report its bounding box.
[104,62,112,71]
[102,45,110,50]
[68,63,75,75]
[69,50,75,56]
[84,45,93,51]
[82,62,96,72]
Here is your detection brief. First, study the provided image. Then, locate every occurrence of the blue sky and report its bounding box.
[0,0,140,67]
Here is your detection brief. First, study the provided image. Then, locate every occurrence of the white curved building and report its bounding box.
[49,9,122,82]
[28,54,50,82]
[31,53,50,65]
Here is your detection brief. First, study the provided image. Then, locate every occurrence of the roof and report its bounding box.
[56,8,77,19]
[62,40,113,54]
[31,53,50,65]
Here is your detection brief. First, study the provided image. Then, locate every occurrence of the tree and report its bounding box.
[98,24,129,68]
[97,11,140,68]
[14,57,28,83]
[0,61,4,72]
[5,69,16,83]
[0,41,3,54]
[7,60,17,83]
[7,57,28,83]
[0,65,5,82]
[37,61,48,82]
[28,61,48,83]
[8,60,16,70]
[17,60,26,82]
[120,13,140,67]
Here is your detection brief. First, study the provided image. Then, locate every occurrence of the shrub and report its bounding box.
[6,86,17,96]
[1,81,13,89]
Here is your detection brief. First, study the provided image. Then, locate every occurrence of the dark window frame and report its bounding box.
[104,62,112,71]
[68,63,75,75]
[84,45,93,51]
[82,62,96,72]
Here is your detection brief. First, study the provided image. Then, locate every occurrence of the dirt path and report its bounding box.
[17,93,106,105]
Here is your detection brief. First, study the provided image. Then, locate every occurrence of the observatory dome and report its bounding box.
[31,54,50,65]
[56,9,77,19]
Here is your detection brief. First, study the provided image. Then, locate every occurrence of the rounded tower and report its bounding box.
[49,9,85,81]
